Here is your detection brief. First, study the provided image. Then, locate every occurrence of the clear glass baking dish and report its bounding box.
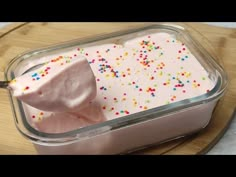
[4,23,228,154]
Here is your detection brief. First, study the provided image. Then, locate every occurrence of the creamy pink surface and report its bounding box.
[15,32,214,133]
[9,56,96,113]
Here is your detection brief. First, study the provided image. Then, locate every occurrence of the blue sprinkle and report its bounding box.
[32,73,37,77]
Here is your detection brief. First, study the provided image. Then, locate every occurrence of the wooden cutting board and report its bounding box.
[0,23,235,154]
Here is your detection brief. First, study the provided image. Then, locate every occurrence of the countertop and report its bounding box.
[0,22,235,155]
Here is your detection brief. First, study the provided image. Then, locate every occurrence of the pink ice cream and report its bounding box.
[12,32,215,134]
[9,55,97,113]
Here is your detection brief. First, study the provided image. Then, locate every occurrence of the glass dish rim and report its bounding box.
[4,23,228,145]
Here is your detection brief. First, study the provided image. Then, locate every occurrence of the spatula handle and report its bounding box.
[0,81,9,89]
